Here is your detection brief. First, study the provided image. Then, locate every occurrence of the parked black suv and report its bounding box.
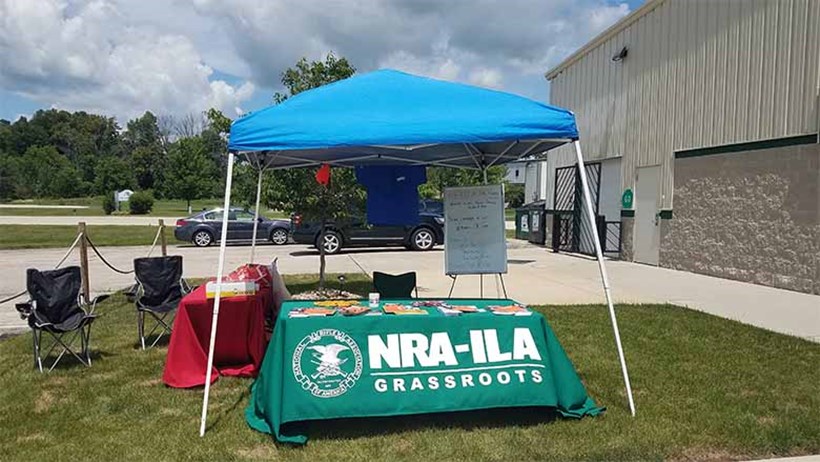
[291,201,444,254]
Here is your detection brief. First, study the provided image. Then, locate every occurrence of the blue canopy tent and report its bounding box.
[198,69,635,435]
[228,69,578,169]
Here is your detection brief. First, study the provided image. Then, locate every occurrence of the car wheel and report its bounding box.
[318,230,342,255]
[410,228,435,251]
[270,228,289,245]
[192,230,213,247]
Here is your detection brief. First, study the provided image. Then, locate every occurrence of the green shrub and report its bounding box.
[128,191,154,215]
[102,193,116,215]
[505,183,525,208]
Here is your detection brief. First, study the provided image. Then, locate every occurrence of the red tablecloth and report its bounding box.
[162,270,272,388]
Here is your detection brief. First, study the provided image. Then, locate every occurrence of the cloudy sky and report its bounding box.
[0,0,641,124]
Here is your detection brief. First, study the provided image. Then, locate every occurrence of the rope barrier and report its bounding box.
[146,225,163,258]
[56,232,84,269]
[0,290,26,305]
[0,231,86,305]
[85,235,134,275]
[5,223,162,306]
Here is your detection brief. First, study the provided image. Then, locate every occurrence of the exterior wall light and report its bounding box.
[612,46,628,62]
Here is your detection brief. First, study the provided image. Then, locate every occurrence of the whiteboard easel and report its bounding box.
[443,184,508,298]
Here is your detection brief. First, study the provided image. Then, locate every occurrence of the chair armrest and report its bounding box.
[123,283,138,302]
[15,301,32,320]
[181,278,194,295]
[88,294,111,314]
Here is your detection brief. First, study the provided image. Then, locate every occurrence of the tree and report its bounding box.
[273,52,355,104]
[419,166,506,199]
[123,112,162,150]
[15,146,83,198]
[267,53,358,287]
[0,153,18,200]
[505,182,525,208]
[0,110,124,198]
[130,145,165,191]
[233,162,262,209]
[173,113,206,139]
[124,113,166,193]
[163,136,220,212]
[205,108,232,137]
[94,156,135,195]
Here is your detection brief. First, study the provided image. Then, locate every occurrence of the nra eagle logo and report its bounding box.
[293,329,363,398]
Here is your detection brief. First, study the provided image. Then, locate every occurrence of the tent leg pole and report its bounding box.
[573,140,636,417]
[200,152,236,436]
[250,166,263,263]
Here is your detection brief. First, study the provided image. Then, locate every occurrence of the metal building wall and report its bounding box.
[547,0,820,210]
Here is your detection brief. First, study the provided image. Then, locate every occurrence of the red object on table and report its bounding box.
[162,265,273,388]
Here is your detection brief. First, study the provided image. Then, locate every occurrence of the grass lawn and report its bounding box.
[0,225,171,250]
[1,273,818,460]
[1,197,287,219]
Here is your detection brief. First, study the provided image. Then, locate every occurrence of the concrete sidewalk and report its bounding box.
[2,241,818,341]
[745,456,820,462]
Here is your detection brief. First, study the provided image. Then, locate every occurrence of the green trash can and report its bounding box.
[514,207,530,240]
[527,201,547,245]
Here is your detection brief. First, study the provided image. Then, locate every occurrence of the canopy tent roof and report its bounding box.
[228,69,578,170]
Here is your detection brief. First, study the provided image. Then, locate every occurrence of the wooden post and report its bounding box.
[78,222,90,303]
[159,219,167,256]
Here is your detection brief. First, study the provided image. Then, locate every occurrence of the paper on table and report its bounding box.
[436,306,461,316]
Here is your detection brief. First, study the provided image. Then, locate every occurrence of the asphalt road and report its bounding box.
[2,240,818,342]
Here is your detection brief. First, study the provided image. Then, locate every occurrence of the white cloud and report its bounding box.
[469,68,504,89]
[208,80,255,117]
[0,0,631,120]
[379,51,462,82]
[0,0,253,122]
[186,0,631,99]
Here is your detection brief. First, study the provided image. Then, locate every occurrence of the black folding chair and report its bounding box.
[15,266,108,372]
[373,271,418,298]
[133,256,191,349]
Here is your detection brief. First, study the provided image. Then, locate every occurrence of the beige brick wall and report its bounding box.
[661,142,820,294]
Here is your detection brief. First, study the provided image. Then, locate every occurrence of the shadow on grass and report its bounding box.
[206,386,252,433]
[38,349,116,372]
[131,333,170,350]
[288,407,560,443]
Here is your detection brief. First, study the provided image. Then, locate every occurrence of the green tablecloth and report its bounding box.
[246,299,602,444]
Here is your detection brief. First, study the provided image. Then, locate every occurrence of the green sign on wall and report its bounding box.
[621,188,634,209]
